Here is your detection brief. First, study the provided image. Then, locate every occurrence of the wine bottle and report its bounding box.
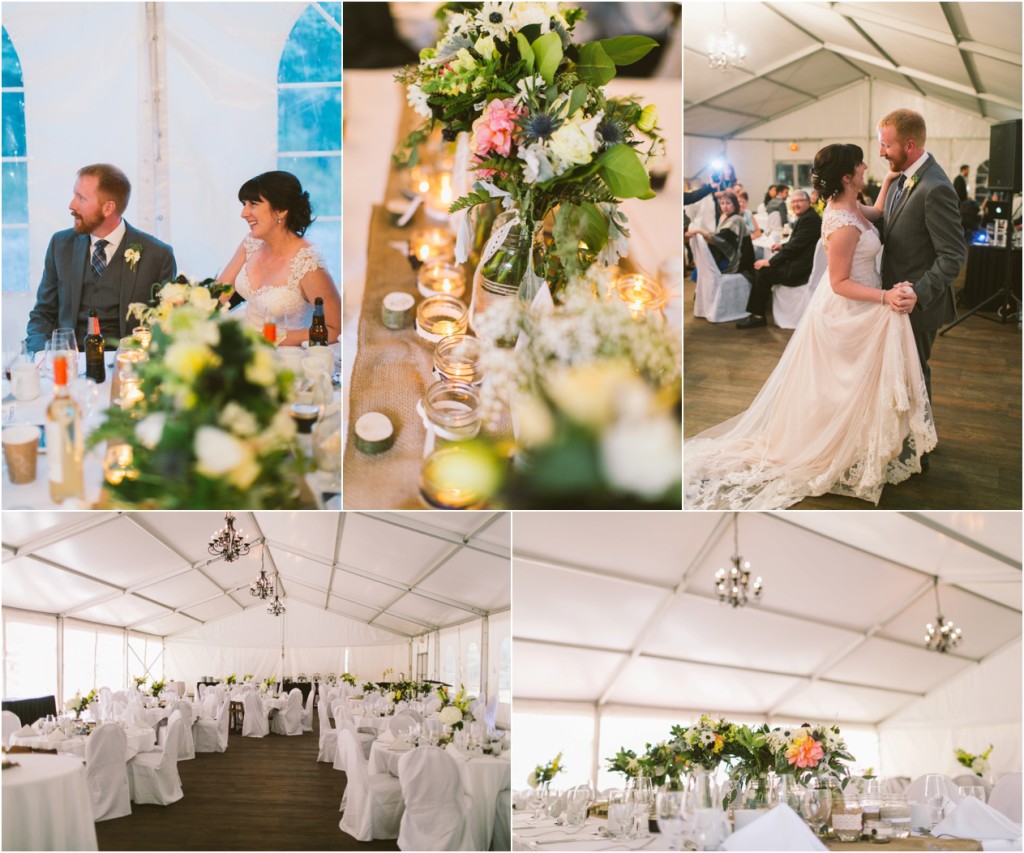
[45,355,85,503]
[309,297,328,346]
[84,309,106,383]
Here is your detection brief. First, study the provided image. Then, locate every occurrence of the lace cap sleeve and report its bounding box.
[243,235,263,259]
[289,244,327,287]
[821,208,864,245]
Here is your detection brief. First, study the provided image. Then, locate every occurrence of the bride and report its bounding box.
[685,144,936,509]
[220,170,341,346]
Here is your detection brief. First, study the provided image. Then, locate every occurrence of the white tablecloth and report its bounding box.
[10,725,156,761]
[2,754,98,851]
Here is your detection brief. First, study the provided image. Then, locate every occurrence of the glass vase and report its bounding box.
[689,766,719,810]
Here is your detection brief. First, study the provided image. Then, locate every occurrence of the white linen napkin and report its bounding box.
[933,796,1023,842]
[377,728,395,744]
[720,804,828,851]
[45,730,68,743]
[390,734,411,750]
[13,725,35,739]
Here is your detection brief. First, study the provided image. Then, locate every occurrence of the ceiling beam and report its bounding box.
[2,512,123,562]
[685,43,822,111]
[355,512,510,559]
[940,2,988,118]
[324,513,347,610]
[514,552,675,591]
[900,512,1023,571]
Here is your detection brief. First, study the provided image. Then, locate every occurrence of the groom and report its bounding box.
[26,164,176,353]
[877,109,966,409]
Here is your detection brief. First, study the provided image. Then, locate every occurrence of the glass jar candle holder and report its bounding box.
[416,295,469,343]
[880,795,911,839]
[423,379,481,441]
[103,443,138,486]
[425,171,455,221]
[132,325,153,349]
[409,228,455,265]
[614,273,668,319]
[417,263,466,299]
[434,334,483,384]
[406,164,433,197]
[419,445,489,510]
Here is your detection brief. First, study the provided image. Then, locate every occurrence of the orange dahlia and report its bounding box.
[786,735,824,769]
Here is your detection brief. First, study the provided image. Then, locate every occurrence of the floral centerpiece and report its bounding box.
[725,724,779,809]
[88,278,303,509]
[128,274,234,327]
[955,745,993,777]
[132,675,147,691]
[668,716,735,772]
[261,677,276,692]
[65,689,97,718]
[767,724,854,785]
[225,674,237,685]
[361,681,378,694]
[528,752,565,789]
[341,673,357,687]
[396,2,663,295]
[149,679,166,698]
[437,684,475,731]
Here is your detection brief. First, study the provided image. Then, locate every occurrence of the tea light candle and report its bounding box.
[407,165,432,196]
[103,443,138,485]
[426,172,455,221]
[419,445,488,510]
[434,334,483,384]
[416,295,469,343]
[132,326,153,349]
[423,379,481,441]
[417,263,466,299]
[409,228,455,265]
[614,273,667,319]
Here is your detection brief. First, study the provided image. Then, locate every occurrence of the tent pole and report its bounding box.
[480,615,489,700]
[433,630,440,681]
[56,615,64,711]
[591,703,602,790]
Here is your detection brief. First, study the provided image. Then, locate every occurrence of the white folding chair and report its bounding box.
[241,691,269,738]
[127,717,184,805]
[301,683,316,733]
[86,723,132,821]
[988,772,1022,823]
[338,729,404,842]
[397,746,472,851]
[773,237,826,330]
[317,700,336,763]
[270,688,303,736]
[690,233,751,323]
[194,696,230,753]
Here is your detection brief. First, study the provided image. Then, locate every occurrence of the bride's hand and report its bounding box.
[883,170,901,184]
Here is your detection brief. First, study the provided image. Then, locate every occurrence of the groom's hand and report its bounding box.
[891,282,917,314]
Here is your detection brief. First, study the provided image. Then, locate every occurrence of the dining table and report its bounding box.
[2,753,99,851]
[9,724,156,761]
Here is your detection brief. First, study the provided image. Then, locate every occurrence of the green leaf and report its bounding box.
[532,31,563,86]
[577,42,616,86]
[598,144,655,200]
[516,32,535,74]
[596,35,658,66]
[554,203,608,259]
[567,84,589,117]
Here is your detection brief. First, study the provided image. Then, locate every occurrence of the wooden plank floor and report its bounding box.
[95,718,398,851]
[683,269,1022,509]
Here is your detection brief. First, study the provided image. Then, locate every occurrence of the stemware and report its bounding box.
[923,774,946,829]
[607,789,632,839]
[801,786,833,836]
[51,329,79,378]
[656,790,687,851]
[957,785,986,802]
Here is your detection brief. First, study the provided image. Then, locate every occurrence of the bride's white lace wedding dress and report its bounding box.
[234,236,326,331]
[685,206,937,510]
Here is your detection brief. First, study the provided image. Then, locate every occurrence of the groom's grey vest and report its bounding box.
[76,239,126,346]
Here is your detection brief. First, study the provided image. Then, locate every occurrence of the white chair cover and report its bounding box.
[686,192,717,234]
[484,694,499,729]
[388,714,416,735]
[905,774,962,805]
[271,688,303,736]
[301,683,316,732]
[423,696,442,714]
[397,746,472,851]
[127,717,184,805]
[2,709,21,746]
[85,723,132,821]
[765,210,783,241]
[194,696,230,753]
[338,729,404,842]
[691,233,751,323]
[495,702,511,731]
[988,772,1022,823]
[157,709,182,761]
[241,691,269,738]
[773,237,826,329]
[491,788,511,851]
[317,700,336,763]
[334,719,375,773]
[172,701,195,760]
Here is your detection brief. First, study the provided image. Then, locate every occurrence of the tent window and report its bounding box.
[498,636,511,703]
[466,642,481,695]
[2,611,57,700]
[441,645,456,686]
[2,26,28,294]
[416,651,427,680]
[774,161,812,190]
[277,3,341,281]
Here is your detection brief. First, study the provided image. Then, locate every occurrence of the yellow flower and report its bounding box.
[638,104,658,133]
[164,341,219,383]
[475,35,497,61]
[245,347,276,387]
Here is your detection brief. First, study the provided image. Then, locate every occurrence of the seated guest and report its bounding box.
[766,184,790,225]
[737,191,762,239]
[684,191,750,275]
[809,189,825,215]
[736,189,821,329]
[763,184,777,207]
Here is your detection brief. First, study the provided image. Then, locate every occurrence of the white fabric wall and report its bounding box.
[878,640,1022,780]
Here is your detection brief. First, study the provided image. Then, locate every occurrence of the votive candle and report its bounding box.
[417,263,466,299]
[410,228,455,265]
[614,273,667,319]
[416,295,468,343]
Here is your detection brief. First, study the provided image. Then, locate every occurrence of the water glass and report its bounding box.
[565,787,591,827]
[923,774,946,827]
[957,785,986,802]
[801,787,833,835]
[656,790,687,851]
[607,790,632,839]
[52,329,79,377]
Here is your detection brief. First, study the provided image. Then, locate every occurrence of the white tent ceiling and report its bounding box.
[684,2,1022,138]
[1,511,511,642]
[513,511,1022,726]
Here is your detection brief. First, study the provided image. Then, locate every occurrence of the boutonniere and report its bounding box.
[124,243,143,271]
[902,174,920,197]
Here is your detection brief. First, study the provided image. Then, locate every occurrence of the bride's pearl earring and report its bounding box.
[277,217,282,224]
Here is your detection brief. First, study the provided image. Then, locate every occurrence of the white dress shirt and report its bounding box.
[90,219,126,265]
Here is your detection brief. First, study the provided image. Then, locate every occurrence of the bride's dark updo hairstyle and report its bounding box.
[811,144,863,201]
[238,170,315,236]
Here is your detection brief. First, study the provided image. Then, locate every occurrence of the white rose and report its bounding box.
[601,413,682,499]
[194,426,257,489]
[135,413,167,449]
[219,402,259,438]
[439,706,463,726]
[246,347,277,387]
[157,283,190,305]
[188,287,217,313]
[527,771,539,789]
[548,111,602,172]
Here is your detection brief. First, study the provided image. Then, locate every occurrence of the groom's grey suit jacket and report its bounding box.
[879,156,965,334]
[26,221,176,353]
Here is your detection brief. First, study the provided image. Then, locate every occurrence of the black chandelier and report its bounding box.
[249,546,273,600]
[208,512,250,562]
[267,578,286,617]
[924,578,963,653]
[715,513,762,608]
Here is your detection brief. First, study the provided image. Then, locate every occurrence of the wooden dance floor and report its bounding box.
[683,273,1022,510]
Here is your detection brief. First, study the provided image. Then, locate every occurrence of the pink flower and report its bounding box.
[471,98,523,176]
[786,735,825,769]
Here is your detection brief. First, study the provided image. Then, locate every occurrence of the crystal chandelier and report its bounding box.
[715,514,762,608]
[249,547,273,600]
[267,584,286,617]
[208,512,250,562]
[708,7,745,73]
[924,578,963,653]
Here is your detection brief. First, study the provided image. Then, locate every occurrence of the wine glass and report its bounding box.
[957,785,986,802]
[52,328,79,378]
[923,775,946,829]
[656,790,687,851]
[801,787,832,836]
[69,377,99,420]
[607,789,632,839]
[527,786,547,823]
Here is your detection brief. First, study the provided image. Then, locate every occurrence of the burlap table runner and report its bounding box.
[823,836,982,851]
[344,110,510,509]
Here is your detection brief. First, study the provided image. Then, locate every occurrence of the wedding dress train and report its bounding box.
[685,207,937,510]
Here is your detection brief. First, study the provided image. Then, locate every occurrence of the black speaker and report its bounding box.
[988,119,1022,192]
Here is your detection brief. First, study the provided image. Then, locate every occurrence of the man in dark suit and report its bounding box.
[953,164,969,203]
[26,164,176,353]
[736,190,821,328]
[877,109,966,407]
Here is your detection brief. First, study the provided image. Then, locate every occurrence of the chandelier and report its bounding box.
[208,512,250,562]
[924,578,963,653]
[715,514,762,608]
[708,7,745,73]
[249,547,273,600]
[267,583,286,617]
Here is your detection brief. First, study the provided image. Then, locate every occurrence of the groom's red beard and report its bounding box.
[71,210,105,234]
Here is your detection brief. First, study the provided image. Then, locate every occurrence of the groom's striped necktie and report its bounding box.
[91,239,109,277]
[890,174,907,211]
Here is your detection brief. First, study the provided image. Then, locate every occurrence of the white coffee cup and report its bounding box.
[11,363,40,401]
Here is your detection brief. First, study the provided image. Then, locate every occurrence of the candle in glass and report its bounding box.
[103,443,138,485]
[416,295,469,343]
[614,273,667,319]
[423,379,482,441]
[417,263,466,299]
[132,326,153,349]
[409,228,455,265]
[407,165,432,196]
[434,335,483,384]
[426,172,455,221]
[419,445,489,510]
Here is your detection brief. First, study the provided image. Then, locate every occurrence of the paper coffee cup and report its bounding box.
[3,425,41,484]
[11,363,40,401]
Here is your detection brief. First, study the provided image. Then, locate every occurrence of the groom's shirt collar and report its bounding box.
[901,151,930,181]
[89,219,127,266]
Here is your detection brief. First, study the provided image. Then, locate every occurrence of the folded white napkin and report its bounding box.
[46,730,68,743]
[13,725,35,739]
[933,796,1023,841]
[377,728,395,744]
[390,734,411,750]
[721,805,827,851]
